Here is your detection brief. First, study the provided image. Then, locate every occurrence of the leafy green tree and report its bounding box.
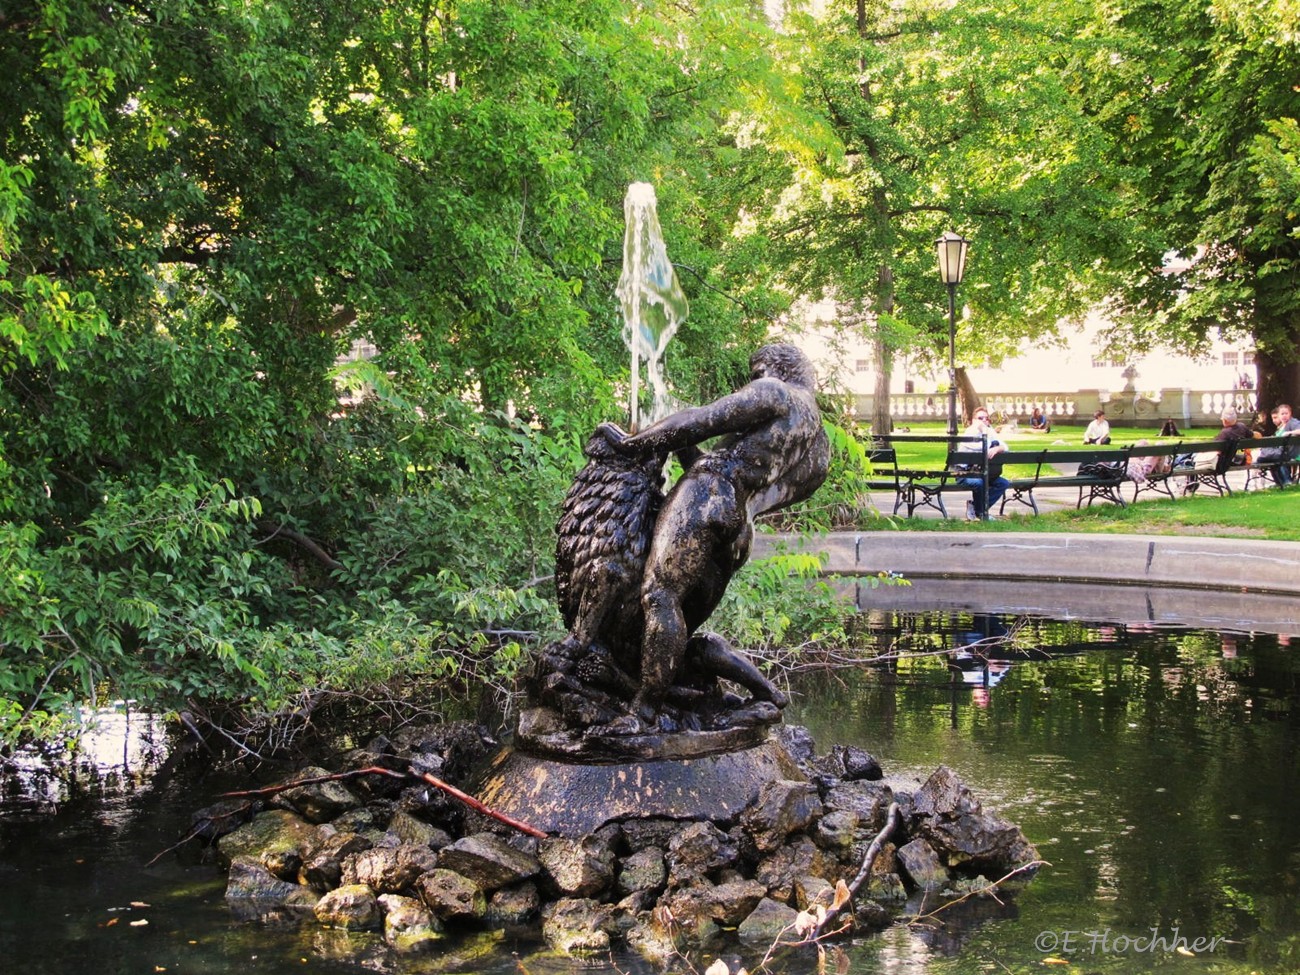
[746,0,1132,429]
[0,0,794,744]
[1076,0,1300,406]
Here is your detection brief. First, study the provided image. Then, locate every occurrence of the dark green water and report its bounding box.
[2,612,1298,974]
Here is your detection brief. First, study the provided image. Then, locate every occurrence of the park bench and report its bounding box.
[1240,435,1297,490]
[996,445,1132,516]
[865,446,908,515]
[872,435,988,519]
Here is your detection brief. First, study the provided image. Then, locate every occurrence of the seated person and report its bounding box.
[958,407,1009,520]
[1260,403,1300,486]
[1083,410,1111,445]
[1193,407,1253,472]
[1158,418,1180,437]
[1029,407,1051,433]
[1126,439,1171,482]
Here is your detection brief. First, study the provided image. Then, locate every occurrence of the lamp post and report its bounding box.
[936,231,969,436]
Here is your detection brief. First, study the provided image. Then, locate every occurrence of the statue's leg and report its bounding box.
[689,632,788,708]
[635,578,688,716]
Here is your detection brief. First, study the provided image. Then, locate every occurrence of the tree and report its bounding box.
[741,0,1132,430]
[1076,0,1300,407]
[0,0,795,743]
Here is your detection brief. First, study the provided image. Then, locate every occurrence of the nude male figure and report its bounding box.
[601,343,830,719]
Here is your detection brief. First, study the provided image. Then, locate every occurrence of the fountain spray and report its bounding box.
[616,183,689,431]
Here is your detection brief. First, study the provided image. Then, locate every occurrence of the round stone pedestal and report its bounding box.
[472,736,803,837]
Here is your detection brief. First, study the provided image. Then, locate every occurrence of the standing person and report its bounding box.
[958,407,1009,520]
[1083,410,1111,444]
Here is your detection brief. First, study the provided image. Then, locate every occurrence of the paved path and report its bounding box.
[754,520,1300,634]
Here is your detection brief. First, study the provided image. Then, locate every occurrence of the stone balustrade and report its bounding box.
[851,388,1261,429]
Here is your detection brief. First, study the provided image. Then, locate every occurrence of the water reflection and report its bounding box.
[1,703,170,814]
[2,611,1298,975]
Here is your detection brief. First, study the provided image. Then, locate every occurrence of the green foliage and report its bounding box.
[763,416,884,531]
[715,551,908,661]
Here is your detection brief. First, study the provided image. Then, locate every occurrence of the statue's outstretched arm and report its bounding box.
[619,382,786,454]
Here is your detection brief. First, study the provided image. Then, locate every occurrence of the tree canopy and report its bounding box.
[2,0,1297,744]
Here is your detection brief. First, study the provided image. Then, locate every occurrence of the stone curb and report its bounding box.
[754,531,1300,597]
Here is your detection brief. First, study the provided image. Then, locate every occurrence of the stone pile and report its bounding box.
[199,721,1039,962]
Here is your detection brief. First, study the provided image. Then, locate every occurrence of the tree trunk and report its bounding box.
[870,264,896,435]
[955,367,980,426]
[871,335,893,435]
[1255,340,1300,412]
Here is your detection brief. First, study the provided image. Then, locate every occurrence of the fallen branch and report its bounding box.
[218,764,547,839]
[813,800,901,937]
[906,858,1050,923]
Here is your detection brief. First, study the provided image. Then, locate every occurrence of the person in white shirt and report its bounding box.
[1084,410,1111,445]
[957,408,1009,520]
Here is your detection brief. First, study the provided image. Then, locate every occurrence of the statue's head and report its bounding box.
[751,343,816,390]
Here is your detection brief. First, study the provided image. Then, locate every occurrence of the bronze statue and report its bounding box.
[526,343,829,744]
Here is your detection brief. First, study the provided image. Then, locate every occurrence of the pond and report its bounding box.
[2,603,1297,975]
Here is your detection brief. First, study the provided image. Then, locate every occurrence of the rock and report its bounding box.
[315,884,382,930]
[225,855,319,909]
[342,843,438,894]
[541,897,614,954]
[655,883,718,940]
[666,822,737,885]
[755,835,835,903]
[540,835,616,898]
[416,868,487,921]
[707,879,768,926]
[217,808,319,868]
[436,833,542,892]
[812,809,859,855]
[737,897,800,947]
[896,838,950,891]
[386,809,452,849]
[741,780,823,853]
[300,831,373,891]
[378,893,443,951]
[190,798,254,841]
[910,766,1039,872]
[617,846,667,896]
[486,882,541,924]
[792,874,836,911]
[620,818,683,853]
[625,915,679,965]
[822,779,895,832]
[809,745,882,787]
[271,766,362,824]
[333,805,387,835]
[771,724,818,766]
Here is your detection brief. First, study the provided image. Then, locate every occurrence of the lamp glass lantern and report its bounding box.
[936,231,970,436]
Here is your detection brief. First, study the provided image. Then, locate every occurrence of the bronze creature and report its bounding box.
[527,343,830,739]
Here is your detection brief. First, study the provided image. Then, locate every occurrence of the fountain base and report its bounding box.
[471,734,803,837]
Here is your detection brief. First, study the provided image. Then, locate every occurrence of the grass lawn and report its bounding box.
[860,421,1298,543]
[879,489,1299,542]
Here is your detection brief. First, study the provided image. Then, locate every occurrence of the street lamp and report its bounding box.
[936,231,969,436]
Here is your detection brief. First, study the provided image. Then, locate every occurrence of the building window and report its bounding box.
[1222,351,1239,367]
[1243,351,1255,365]
[1091,357,1107,368]
[854,359,871,373]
